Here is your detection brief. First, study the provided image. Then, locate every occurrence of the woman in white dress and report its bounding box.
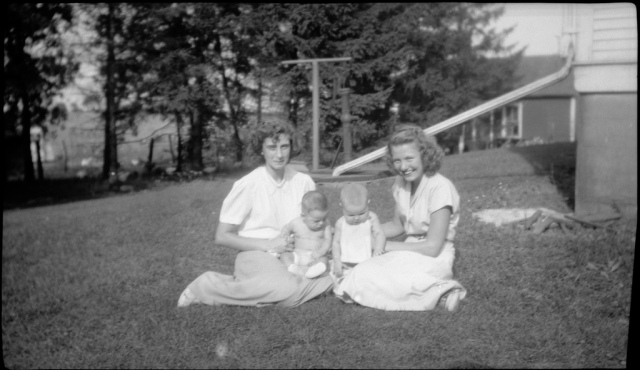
[334,124,467,311]
[178,122,333,308]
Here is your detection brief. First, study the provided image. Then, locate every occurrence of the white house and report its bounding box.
[562,3,637,217]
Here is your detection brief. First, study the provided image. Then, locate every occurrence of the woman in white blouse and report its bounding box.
[178,122,333,308]
[334,124,467,311]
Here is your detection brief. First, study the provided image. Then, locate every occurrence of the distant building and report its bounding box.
[460,54,578,151]
[511,55,579,143]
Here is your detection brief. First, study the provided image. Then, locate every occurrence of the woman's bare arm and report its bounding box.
[331,220,343,275]
[370,213,386,255]
[383,207,452,257]
[214,222,290,253]
[381,207,405,239]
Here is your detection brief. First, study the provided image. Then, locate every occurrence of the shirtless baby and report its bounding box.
[276,191,332,279]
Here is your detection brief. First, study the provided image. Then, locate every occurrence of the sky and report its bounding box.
[493,3,565,56]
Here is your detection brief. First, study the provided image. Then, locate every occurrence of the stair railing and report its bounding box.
[332,48,574,177]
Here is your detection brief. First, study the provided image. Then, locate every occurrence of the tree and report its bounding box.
[74,3,171,178]
[244,3,521,161]
[390,3,522,148]
[4,3,77,183]
[132,3,224,171]
[243,4,414,159]
[244,4,357,149]
[78,3,157,178]
[40,2,519,179]
[209,3,255,163]
[128,3,257,169]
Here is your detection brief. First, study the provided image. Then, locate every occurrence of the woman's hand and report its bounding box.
[216,222,292,253]
[333,259,343,278]
[266,236,293,254]
[384,207,452,257]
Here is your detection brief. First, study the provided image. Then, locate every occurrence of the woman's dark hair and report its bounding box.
[385,124,444,176]
[249,121,300,161]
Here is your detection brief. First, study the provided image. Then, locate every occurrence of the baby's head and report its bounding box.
[300,191,329,231]
[339,183,370,225]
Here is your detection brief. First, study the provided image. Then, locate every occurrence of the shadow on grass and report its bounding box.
[3,177,125,210]
[2,166,254,211]
[507,142,577,210]
[4,144,577,212]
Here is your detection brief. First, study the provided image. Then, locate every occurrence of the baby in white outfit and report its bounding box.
[331,183,385,278]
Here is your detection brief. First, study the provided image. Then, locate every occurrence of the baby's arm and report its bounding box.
[370,212,386,256]
[331,220,343,276]
[279,220,296,246]
[313,224,333,259]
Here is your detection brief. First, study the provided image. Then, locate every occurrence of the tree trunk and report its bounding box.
[257,69,262,125]
[102,113,112,179]
[35,138,44,181]
[102,3,118,179]
[15,26,35,184]
[174,111,184,172]
[2,121,6,185]
[215,35,243,163]
[167,134,176,164]
[231,126,243,163]
[289,93,298,128]
[62,139,69,172]
[147,138,155,165]
[186,110,194,168]
[189,107,204,171]
[20,91,35,184]
[219,76,243,161]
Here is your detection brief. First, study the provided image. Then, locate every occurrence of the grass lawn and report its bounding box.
[2,143,634,368]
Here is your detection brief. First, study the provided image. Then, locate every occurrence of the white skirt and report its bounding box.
[333,242,466,311]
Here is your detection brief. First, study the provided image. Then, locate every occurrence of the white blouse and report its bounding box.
[392,172,460,242]
[219,166,316,239]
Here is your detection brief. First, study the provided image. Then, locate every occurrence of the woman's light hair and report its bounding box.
[385,124,443,177]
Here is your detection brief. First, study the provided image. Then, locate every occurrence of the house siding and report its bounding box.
[522,98,572,142]
[591,3,638,61]
[569,3,638,217]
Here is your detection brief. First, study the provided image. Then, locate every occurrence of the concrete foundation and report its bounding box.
[575,93,637,217]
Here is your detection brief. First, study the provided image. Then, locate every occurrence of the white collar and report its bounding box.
[264,166,287,189]
[398,174,429,208]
